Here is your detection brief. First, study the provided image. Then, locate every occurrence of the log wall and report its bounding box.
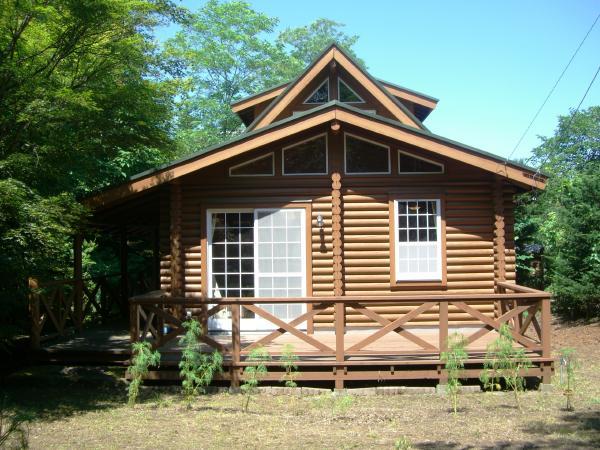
[157,124,521,326]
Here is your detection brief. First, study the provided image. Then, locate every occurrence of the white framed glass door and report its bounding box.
[207,208,307,332]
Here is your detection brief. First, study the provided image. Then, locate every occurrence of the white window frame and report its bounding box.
[303,78,329,104]
[393,199,442,282]
[282,133,328,176]
[344,132,391,175]
[206,208,307,332]
[229,152,275,177]
[398,150,444,175]
[338,77,365,103]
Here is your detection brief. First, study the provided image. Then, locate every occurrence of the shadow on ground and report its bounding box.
[0,366,130,422]
[415,410,600,449]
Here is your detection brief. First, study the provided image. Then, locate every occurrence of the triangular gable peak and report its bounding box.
[246,44,425,132]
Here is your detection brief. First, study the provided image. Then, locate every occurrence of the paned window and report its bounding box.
[338,78,364,103]
[304,79,329,104]
[398,151,444,174]
[282,135,328,175]
[229,153,274,176]
[344,134,390,174]
[394,200,442,281]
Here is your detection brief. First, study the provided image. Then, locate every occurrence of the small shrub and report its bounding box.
[394,436,412,450]
[480,323,532,411]
[127,341,161,406]
[332,393,354,416]
[441,332,468,415]
[179,318,223,406]
[280,343,300,388]
[558,347,578,411]
[241,346,270,412]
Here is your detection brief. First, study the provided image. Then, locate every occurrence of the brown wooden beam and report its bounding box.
[73,234,84,330]
[169,182,183,297]
[119,226,128,307]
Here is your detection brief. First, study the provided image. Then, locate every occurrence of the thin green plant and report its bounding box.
[480,323,532,411]
[127,341,161,406]
[241,346,270,412]
[558,347,578,411]
[394,436,413,450]
[280,343,300,388]
[0,398,28,449]
[178,318,223,406]
[440,332,468,415]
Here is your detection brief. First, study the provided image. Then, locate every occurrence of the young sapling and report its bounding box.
[440,332,468,415]
[241,346,270,412]
[280,343,300,388]
[127,341,160,405]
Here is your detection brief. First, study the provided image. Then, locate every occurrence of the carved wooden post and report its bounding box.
[73,234,84,330]
[28,277,41,350]
[129,301,139,343]
[231,303,241,389]
[170,182,184,320]
[331,171,345,389]
[493,178,506,321]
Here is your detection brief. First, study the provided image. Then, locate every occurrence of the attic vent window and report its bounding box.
[398,151,444,174]
[338,78,364,103]
[344,134,390,175]
[229,153,274,177]
[283,134,328,175]
[304,79,329,104]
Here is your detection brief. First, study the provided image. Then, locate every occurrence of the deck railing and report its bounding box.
[129,283,552,387]
[29,272,152,349]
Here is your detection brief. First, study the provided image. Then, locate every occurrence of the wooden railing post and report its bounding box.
[129,300,139,343]
[231,303,241,390]
[73,234,84,330]
[438,301,448,384]
[540,297,552,383]
[334,300,345,390]
[28,278,41,350]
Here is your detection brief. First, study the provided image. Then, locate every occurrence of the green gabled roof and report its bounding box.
[244,43,429,133]
[87,100,544,203]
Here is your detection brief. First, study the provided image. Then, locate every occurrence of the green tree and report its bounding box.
[0,0,184,344]
[277,18,363,67]
[164,0,289,151]
[515,106,600,318]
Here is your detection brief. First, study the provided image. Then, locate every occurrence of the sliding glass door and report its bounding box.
[207,208,306,331]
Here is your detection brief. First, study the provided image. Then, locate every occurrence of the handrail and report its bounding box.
[495,281,550,296]
[130,290,551,306]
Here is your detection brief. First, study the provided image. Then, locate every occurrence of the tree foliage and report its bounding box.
[515,106,600,319]
[164,1,361,154]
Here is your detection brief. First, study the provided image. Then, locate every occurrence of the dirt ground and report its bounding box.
[2,320,599,449]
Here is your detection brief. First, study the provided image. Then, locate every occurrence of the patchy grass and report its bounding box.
[1,322,599,449]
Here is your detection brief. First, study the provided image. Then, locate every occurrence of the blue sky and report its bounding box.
[159,0,600,162]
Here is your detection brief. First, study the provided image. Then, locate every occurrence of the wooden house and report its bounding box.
[31,44,552,388]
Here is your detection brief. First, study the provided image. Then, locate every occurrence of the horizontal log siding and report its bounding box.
[312,185,497,327]
[159,189,171,293]
[182,189,202,298]
[153,126,525,329]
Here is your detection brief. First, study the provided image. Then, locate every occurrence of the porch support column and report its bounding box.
[493,178,506,321]
[73,233,84,330]
[170,181,184,298]
[119,226,128,307]
[331,170,345,389]
[493,178,506,285]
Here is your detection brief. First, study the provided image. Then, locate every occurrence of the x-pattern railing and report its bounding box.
[130,284,551,360]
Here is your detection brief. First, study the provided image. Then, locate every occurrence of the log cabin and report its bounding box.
[30,44,552,388]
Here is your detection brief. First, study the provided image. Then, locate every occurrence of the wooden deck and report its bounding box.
[30,281,554,387]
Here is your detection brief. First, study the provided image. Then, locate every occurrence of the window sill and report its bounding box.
[390,280,447,291]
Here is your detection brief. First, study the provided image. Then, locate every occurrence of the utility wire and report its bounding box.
[506,12,600,163]
[531,61,600,179]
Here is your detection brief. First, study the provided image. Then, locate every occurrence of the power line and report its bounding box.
[506,11,600,162]
[530,61,600,178]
